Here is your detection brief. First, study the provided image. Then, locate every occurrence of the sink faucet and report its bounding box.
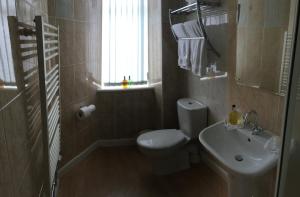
[243,110,263,135]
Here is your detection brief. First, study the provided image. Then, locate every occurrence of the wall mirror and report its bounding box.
[235,0,298,96]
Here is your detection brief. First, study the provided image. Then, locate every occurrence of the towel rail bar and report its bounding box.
[47,75,59,93]
[46,71,59,86]
[45,40,58,45]
[47,83,59,101]
[24,69,38,81]
[180,37,205,40]
[49,124,60,147]
[45,52,58,61]
[44,32,58,37]
[21,46,37,53]
[46,64,59,78]
[48,98,59,121]
[47,87,59,107]
[45,46,58,54]
[44,23,58,31]
[48,108,59,138]
[20,39,37,44]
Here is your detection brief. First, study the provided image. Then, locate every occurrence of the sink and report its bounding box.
[199,121,279,176]
[199,121,280,197]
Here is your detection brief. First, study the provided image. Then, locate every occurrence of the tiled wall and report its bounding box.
[94,89,158,139]
[228,0,285,136]
[47,0,101,165]
[0,0,49,196]
[161,0,285,196]
[227,0,286,135]
[160,0,186,129]
[48,0,160,166]
[172,0,286,135]
[50,0,284,169]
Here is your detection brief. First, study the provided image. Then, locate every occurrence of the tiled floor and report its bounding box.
[57,147,228,197]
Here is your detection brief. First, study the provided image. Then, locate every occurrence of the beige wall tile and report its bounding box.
[1,94,31,190]
[55,0,74,18]
[0,111,14,197]
[57,19,75,67]
[73,22,88,64]
[74,0,89,21]
[61,66,75,107]
[94,89,158,140]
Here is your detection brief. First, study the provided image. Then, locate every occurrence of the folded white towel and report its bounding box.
[184,20,207,76]
[183,20,203,37]
[172,23,191,69]
[171,23,188,38]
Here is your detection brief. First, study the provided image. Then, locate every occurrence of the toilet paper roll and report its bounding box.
[77,105,96,120]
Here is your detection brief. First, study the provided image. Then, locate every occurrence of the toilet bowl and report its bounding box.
[137,98,207,175]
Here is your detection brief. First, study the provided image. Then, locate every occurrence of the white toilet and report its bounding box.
[137,98,207,175]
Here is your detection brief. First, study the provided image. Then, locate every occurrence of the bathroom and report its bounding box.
[0,0,299,196]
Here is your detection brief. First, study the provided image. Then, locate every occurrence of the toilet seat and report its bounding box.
[137,129,190,150]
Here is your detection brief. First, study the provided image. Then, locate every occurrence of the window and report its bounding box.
[0,0,15,87]
[102,0,148,87]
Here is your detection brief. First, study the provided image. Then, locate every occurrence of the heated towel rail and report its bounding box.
[279,32,293,96]
[7,16,60,196]
[35,16,61,196]
[9,18,41,155]
[169,0,221,57]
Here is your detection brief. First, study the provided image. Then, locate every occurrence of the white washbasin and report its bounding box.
[199,121,279,177]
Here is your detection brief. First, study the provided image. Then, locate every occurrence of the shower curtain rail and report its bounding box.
[169,0,221,57]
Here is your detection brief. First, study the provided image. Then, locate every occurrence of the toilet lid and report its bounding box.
[137,129,189,150]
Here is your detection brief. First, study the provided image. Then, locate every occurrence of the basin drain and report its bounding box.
[235,155,244,162]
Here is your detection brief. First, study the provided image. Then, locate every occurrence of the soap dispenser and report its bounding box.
[228,105,241,125]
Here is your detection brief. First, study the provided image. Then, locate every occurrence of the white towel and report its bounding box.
[171,23,188,38]
[184,20,203,37]
[172,23,190,69]
[190,39,207,76]
[184,20,208,76]
[178,39,190,70]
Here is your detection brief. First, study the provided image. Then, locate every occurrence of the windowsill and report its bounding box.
[96,84,156,93]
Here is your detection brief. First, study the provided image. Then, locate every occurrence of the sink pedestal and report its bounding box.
[229,175,265,197]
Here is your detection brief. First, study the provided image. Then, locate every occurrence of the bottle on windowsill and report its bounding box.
[122,76,128,88]
[128,76,132,86]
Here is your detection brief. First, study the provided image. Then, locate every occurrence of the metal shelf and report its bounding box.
[169,0,221,57]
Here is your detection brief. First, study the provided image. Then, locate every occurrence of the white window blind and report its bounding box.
[0,0,15,86]
[102,0,148,86]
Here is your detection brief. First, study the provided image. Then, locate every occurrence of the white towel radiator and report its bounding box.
[35,16,61,195]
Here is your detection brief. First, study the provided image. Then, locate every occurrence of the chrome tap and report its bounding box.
[243,110,263,135]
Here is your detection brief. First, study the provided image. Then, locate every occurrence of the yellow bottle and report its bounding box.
[122,76,128,88]
[228,105,241,125]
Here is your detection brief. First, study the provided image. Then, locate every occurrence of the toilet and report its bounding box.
[137,98,207,175]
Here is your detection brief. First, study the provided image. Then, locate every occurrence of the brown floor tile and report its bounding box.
[58,147,227,197]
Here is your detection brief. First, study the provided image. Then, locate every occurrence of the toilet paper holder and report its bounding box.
[77,104,96,120]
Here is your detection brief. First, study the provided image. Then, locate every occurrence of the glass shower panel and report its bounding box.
[277,5,300,196]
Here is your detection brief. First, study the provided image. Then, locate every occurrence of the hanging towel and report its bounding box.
[184,20,203,37]
[184,20,208,77]
[190,39,207,76]
[171,23,190,70]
